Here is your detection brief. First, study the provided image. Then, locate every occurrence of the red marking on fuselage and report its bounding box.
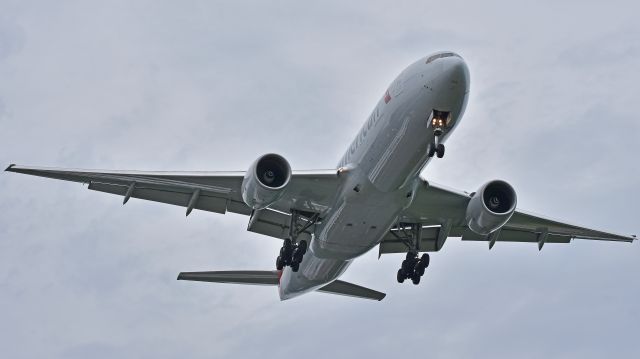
[277,269,283,285]
[384,90,391,104]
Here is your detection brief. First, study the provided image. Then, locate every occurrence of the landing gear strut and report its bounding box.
[276,210,318,272]
[428,111,448,158]
[391,223,431,285]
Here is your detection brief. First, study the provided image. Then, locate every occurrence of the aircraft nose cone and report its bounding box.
[442,56,470,92]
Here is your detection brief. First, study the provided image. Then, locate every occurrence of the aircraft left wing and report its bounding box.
[5,164,340,240]
[382,178,635,254]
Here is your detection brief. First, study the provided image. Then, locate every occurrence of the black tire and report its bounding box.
[436,144,445,158]
[298,240,308,254]
[428,144,436,157]
[291,262,300,272]
[276,255,284,270]
[420,253,430,268]
[411,273,421,285]
[402,259,413,272]
[414,262,426,277]
[405,252,415,260]
[397,268,406,283]
[293,248,304,263]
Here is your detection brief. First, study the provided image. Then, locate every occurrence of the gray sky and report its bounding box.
[1,1,639,358]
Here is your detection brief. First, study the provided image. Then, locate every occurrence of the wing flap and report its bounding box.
[246,209,313,241]
[508,210,635,242]
[88,182,229,214]
[461,227,571,244]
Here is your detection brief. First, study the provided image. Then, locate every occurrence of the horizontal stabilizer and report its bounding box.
[178,270,386,301]
[319,280,386,301]
[177,270,279,286]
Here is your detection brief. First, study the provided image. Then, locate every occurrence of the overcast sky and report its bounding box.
[1,1,639,358]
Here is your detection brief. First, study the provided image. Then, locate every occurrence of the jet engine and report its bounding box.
[241,153,292,210]
[466,180,517,235]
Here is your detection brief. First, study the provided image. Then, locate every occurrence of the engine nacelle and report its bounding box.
[466,180,517,235]
[241,153,292,210]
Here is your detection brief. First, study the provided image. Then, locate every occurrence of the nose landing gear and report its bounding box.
[276,210,318,272]
[428,110,448,158]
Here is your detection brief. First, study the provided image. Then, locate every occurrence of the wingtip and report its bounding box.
[177,272,185,281]
[5,164,15,172]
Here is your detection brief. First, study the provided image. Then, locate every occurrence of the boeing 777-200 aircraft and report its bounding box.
[7,51,636,301]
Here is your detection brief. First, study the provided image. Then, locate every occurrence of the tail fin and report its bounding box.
[177,270,386,301]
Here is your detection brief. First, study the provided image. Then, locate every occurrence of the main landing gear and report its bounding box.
[397,252,430,285]
[276,238,307,272]
[391,223,431,285]
[428,110,448,158]
[276,210,319,272]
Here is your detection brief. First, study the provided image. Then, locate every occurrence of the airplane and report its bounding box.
[6,51,636,301]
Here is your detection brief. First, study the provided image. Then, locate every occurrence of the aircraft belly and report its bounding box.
[367,94,433,192]
[312,199,402,260]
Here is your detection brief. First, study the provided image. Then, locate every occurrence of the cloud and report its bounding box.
[1,1,638,358]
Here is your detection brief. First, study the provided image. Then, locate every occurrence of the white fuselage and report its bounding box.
[279,52,470,300]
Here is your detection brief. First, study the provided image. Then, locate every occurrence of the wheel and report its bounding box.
[298,240,308,254]
[436,144,445,158]
[411,273,421,285]
[420,253,430,268]
[401,259,408,271]
[405,252,415,260]
[401,259,415,272]
[397,268,406,283]
[414,261,426,277]
[282,239,293,258]
[276,255,284,270]
[291,262,300,272]
[428,144,436,157]
[293,247,304,263]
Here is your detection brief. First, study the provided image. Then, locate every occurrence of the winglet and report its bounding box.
[5,164,15,172]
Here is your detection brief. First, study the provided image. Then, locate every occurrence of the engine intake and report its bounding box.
[466,180,517,235]
[242,154,291,210]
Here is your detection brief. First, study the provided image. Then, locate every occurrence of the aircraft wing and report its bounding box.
[5,164,340,240]
[383,178,635,254]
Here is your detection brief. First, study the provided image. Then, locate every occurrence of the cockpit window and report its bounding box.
[426,52,460,64]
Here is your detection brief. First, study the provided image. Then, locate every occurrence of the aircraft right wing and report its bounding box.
[380,178,635,254]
